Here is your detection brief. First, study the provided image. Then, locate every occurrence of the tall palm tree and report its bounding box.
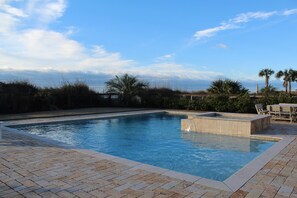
[259,68,275,89]
[288,69,297,94]
[275,69,289,93]
[105,74,148,105]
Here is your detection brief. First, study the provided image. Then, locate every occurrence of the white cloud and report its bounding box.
[65,26,79,36]
[155,53,175,62]
[1,3,27,17]
[0,12,18,33]
[215,43,228,49]
[162,54,174,59]
[0,0,223,81]
[230,11,277,23]
[283,9,297,16]
[26,0,66,23]
[127,63,223,80]
[18,29,84,59]
[78,45,134,72]
[0,0,133,73]
[194,9,296,40]
[194,23,236,40]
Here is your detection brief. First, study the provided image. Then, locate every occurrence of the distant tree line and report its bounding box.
[103,74,297,113]
[259,68,297,94]
[0,72,297,114]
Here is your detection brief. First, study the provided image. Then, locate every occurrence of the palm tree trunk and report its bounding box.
[265,77,269,88]
[289,81,292,95]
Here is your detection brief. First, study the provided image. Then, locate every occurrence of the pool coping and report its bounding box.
[2,110,295,192]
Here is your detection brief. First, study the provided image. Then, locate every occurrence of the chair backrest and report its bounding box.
[280,106,293,113]
[255,104,264,114]
[270,105,281,112]
[255,104,263,114]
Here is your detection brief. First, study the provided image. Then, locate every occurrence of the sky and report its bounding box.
[0,0,297,91]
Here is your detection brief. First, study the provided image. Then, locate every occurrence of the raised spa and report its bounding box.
[181,112,271,137]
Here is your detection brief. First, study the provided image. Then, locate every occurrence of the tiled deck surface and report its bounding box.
[1,118,297,197]
[0,108,148,121]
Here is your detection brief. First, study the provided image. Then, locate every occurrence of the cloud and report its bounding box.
[1,3,27,17]
[0,0,223,81]
[26,0,67,23]
[0,0,134,72]
[127,63,223,80]
[0,69,224,91]
[0,12,18,33]
[78,45,135,72]
[18,29,84,59]
[155,53,175,62]
[194,23,236,40]
[194,9,296,40]
[65,26,79,36]
[215,43,228,49]
[283,9,297,16]
[230,11,277,23]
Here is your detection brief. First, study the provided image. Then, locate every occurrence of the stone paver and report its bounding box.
[0,107,149,121]
[0,131,229,198]
[0,116,297,197]
[234,123,297,198]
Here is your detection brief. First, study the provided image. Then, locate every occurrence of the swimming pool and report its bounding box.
[15,113,275,181]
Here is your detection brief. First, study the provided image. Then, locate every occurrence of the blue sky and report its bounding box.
[0,0,297,91]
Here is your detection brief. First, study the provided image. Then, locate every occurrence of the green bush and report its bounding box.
[208,95,233,112]
[1,79,297,114]
[50,82,100,109]
[235,93,254,113]
[142,88,182,108]
[0,81,102,114]
[0,81,39,113]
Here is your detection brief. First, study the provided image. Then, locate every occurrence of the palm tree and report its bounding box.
[207,79,225,94]
[260,85,277,94]
[259,68,275,89]
[207,79,248,95]
[288,69,297,94]
[224,79,248,94]
[105,74,148,106]
[275,69,289,93]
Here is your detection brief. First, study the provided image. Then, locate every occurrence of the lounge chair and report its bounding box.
[255,104,268,115]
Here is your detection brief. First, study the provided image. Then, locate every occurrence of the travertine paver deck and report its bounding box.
[231,123,297,198]
[0,108,148,121]
[0,131,230,198]
[1,120,297,197]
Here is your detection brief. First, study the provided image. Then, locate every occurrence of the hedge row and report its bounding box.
[1,81,296,114]
[142,91,297,113]
[0,81,105,113]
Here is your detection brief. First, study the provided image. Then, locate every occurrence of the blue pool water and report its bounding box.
[15,113,275,181]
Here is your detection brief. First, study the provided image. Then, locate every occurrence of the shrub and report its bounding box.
[50,81,101,109]
[208,95,234,112]
[0,81,102,114]
[0,81,39,113]
[142,88,182,108]
[235,93,254,113]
